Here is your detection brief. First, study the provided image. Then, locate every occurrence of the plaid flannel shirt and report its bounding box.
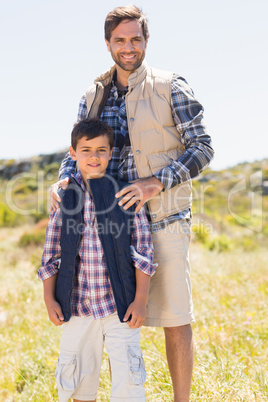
[59,73,214,232]
[38,171,155,319]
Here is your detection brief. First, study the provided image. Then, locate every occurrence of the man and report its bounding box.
[51,5,214,401]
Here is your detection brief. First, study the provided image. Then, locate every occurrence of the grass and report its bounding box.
[0,227,267,401]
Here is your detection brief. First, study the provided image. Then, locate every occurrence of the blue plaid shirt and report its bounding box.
[59,71,214,232]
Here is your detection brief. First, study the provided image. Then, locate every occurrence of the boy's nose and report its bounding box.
[90,151,99,159]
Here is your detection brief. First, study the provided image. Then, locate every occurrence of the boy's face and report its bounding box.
[70,135,113,181]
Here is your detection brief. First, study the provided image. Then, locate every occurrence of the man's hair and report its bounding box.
[104,5,149,42]
[71,118,114,150]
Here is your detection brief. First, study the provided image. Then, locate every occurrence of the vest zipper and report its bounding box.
[101,180,129,307]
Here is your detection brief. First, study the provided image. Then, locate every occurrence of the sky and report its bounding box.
[1,0,267,171]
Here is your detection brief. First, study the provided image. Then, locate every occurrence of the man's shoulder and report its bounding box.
[146,65,175,82]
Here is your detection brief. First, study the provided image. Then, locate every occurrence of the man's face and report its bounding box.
[70,135,112,181]
[105,19,148,73]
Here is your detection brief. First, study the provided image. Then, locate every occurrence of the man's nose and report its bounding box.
[123,40,134,51]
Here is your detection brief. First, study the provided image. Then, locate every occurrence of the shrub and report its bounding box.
[0,202,22,227]
[18,228,46,247]
[192,223,211,244]
[208,234,233,252]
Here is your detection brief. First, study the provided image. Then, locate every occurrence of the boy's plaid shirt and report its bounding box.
[38,171,155,319]
[59,74,214,232]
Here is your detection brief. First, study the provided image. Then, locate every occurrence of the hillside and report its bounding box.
[0,154,268,401]
[0,153,268,250]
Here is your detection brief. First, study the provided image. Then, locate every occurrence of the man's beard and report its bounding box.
[111,50,146,72]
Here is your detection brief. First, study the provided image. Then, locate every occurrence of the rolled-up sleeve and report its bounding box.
[38,209,62,281]
[130,208,156,277]
[154,75,214,190]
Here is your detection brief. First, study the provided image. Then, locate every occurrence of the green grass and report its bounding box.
[0,227,267,401]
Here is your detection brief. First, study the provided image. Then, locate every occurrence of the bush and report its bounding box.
[14,178,38,194]
[192,223,211,244]
[208,234,233,252]
[0,202,22,227]
[18,228,46,247]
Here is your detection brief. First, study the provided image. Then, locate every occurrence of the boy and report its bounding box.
[38,118,155,402]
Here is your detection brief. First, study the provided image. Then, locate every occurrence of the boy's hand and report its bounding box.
[123,298,147,328]
[49,178,70,212]
[45,298,65,326]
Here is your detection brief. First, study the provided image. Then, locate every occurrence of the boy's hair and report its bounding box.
[104,5,149,42]
[71,118,114,150]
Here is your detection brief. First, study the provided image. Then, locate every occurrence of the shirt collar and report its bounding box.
[71,170,87,192]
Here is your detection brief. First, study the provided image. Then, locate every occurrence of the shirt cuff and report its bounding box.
[153,163,181,191]
[130,245,156,276]
[133,259,156,277]
[38,262,60,281]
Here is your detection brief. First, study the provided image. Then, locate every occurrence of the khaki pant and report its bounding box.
[144,220,195,327]
[56,312,146,402]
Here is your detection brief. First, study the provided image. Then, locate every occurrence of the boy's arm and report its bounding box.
[38,209,64,325]
[43,274,65,326]
[123,268,151,328]
[123,207,156,328]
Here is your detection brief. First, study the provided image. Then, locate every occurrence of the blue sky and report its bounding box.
[1,0,267,170]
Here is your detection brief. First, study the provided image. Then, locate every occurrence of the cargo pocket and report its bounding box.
[127,344,146,385]
[55,350,78,392]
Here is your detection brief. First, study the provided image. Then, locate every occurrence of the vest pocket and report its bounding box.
[55,350,78,392]
[147,148,181,174]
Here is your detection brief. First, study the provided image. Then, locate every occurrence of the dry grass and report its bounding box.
[0,227,267,401]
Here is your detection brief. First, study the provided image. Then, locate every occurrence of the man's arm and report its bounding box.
[50,94,88,210]
[123,207,156,328]
[116,75,214,211]
[153,75,214,190]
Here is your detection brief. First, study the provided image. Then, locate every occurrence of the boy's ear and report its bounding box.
[69,146,77,161]
[109,147,113,160]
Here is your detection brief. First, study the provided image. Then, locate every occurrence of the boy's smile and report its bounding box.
[70,135,113,181]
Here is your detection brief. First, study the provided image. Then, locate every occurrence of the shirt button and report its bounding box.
[130,117,134,122]
[169,158,174,162]
[152,214,157,218]
[136,150,140,154]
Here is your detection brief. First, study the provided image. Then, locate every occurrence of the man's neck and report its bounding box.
[115,66,132,89]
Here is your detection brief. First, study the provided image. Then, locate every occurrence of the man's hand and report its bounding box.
[44,298,65,326]
[115,176,164,213]
[49,178,70,212]
[123,298,147,328]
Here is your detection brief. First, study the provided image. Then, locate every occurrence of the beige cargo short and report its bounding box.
[56,312,146,402]
[144,220,195,328]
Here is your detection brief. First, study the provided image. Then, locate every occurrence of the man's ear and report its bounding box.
[69,146,77,161]
[105,38,111,53]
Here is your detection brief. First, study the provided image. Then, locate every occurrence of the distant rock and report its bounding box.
[0,150,68,180]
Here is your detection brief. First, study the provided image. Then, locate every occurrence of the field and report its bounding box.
[0,225,267,401]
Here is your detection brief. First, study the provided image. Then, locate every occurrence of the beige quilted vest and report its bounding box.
[85,62,192,223]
